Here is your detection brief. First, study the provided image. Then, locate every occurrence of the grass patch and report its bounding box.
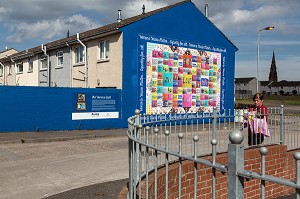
[236,95,300,106]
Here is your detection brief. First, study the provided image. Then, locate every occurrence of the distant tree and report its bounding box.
[279,90,284,95]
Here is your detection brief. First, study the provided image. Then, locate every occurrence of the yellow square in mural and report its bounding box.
[183,74,192,88]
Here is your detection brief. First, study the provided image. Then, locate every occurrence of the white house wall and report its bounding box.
[6,62,16,86]
[71,32,123,88]
[15,56,39,86]
[88,33,122,89]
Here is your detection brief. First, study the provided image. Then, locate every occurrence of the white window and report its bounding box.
[40,55,47,70]
[0,65,3,76]
[8,65,12,75]
[16,62,23,74]
[99,40,109,60]
[28,57,33,72]
[57,51,63,66]
[75,46,85,63]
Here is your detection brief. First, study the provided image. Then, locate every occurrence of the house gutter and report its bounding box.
[76,33,87,88]
[0,62,5,85]
[41,44,50,87]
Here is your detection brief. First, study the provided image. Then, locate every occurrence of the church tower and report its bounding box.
[268,51,278,82]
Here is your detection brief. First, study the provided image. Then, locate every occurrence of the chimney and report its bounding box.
[205,4,209,17]
[5,47,8,51]
[67,30,70,38]
[117,10,122,22]
[142,5,145,15]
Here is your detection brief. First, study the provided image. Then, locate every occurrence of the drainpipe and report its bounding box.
[66,42,73,87]
[76,33,87,88]
[0,62,5,85]
[41,44,50,87]
[10,58,17,85]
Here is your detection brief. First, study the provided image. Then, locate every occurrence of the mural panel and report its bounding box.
[138,34,226,114]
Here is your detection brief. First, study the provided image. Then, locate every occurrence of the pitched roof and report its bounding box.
[235,77,256,84]
[2,0,191,61]
[270,80,300,87]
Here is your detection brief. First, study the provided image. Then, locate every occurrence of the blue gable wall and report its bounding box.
[120,1,237,117]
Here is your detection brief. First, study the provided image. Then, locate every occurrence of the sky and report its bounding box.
[0,0,299,81]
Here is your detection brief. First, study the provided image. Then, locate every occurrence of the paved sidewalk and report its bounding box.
[0,128,127,144]
[0,128,129,199]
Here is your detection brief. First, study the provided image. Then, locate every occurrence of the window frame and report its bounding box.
[16,62,24,74]
[56,50,64,67]
[28,57,33,72]
[99,40,109,60]
[75,46,85,64]
[40,55,48,71]
[0,65,3,76]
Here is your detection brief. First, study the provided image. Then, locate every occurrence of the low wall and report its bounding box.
[119,145,298,199]
[0,86,125,132]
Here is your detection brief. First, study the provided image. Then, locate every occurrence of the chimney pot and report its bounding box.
[205,4,209,17]
[117,10,122,22]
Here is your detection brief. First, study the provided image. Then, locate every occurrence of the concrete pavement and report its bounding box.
[0,129,129,199]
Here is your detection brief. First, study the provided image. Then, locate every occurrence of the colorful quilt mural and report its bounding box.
[145,42,222,114]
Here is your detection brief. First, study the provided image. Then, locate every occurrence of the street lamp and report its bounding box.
[257,26,275,93]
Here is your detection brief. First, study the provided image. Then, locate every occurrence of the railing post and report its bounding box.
[165,130,170,199]
[294,152,300,199]
[154,127,159,199]
[228,130,245,199]
[128,117,134,199]
[280,105,284,145]
[212,108,218,199]
[134,109,141,199]
[211,138,217,199]
[260,147,268,199]
[178,133,183,199]
[145,126,150,199]
[193,135,199,199]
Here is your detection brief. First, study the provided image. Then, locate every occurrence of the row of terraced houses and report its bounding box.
[0,23,122,89]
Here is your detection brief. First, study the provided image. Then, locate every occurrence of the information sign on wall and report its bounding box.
[72,92,120,120]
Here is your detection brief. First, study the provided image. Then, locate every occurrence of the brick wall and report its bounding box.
[119,144,299,199]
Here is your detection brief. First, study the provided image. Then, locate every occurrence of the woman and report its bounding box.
[244,93,269,146]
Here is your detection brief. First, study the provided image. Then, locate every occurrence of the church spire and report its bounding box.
[268,50,278,82]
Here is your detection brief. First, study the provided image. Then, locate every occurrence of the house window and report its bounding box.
[0,65,3,76]
[75,46,85,64]
[99,40,109,60]
[28,57,33,72]
[16,62,23,74]
[40,55,48,70]
[57,51,63,66]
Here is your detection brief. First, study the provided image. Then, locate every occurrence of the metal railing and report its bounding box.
[127,107,300,199]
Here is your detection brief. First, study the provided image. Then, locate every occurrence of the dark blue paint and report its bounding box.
[0,86,123,132]
[120,1,237,117]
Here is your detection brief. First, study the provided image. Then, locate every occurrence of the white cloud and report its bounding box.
[123,0,168,17]
[5,14,99,43]
[210,5,287,31]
